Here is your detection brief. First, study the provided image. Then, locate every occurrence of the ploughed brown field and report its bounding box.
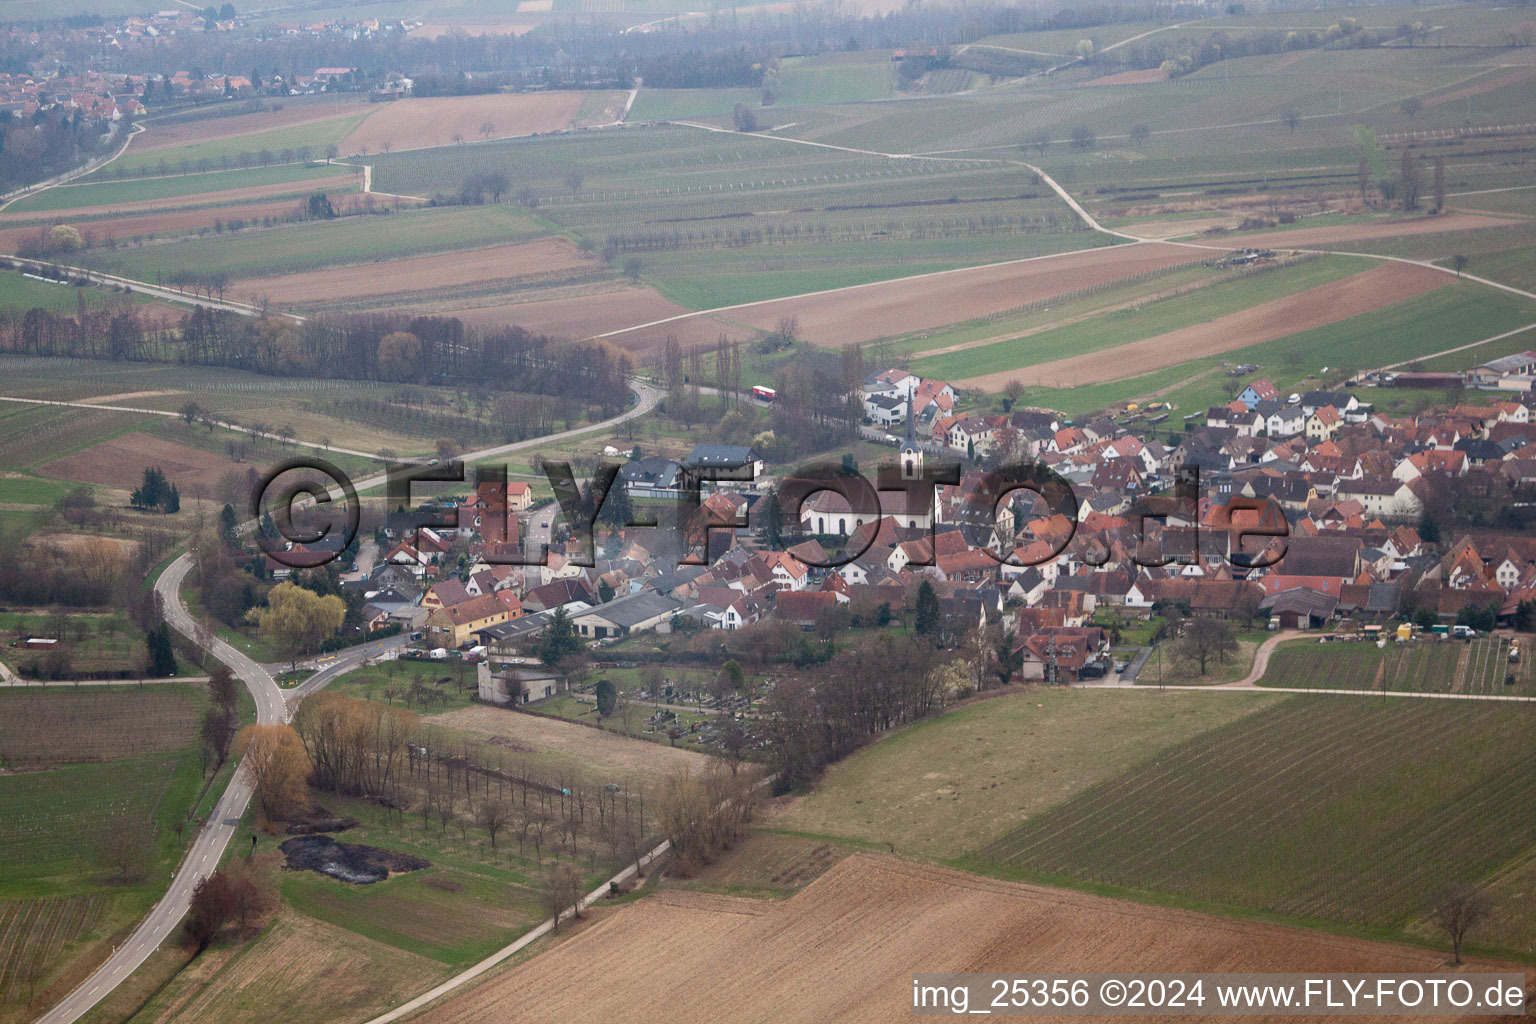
[340,92,615,155]
[131,99,366,152]
[39,432,251,491]
[597,241,1196,351]
[239,239,594,307]
[415,854,1523,1024]
[956,262,1448,392]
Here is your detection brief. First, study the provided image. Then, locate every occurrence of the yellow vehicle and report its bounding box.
[1396,623,1413,642]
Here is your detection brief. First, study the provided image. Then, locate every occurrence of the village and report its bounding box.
[267,353,1536,750]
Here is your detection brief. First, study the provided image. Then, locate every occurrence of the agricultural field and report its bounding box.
[89,203,547,283]
[130,99,369,154]
[121,909,445,1024]
[978,697,1536,939]
[770,687,1279,858]
[415,854,1500,1024]
[243,238,598,313]
[1260,636,1536,696]
[0,688,205,768]
[1020,278,1535,417]
[99,114,368,178]
[427,703,711,783]
[3,164,356,215]
[338,91,623,154]
[951,262,1448,391]
[0,679,239,1024]
[911,254,1362,380]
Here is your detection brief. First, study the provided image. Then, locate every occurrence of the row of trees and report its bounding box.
[760,633,952,792]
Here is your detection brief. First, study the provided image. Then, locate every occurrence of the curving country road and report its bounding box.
[34,378,660,1024]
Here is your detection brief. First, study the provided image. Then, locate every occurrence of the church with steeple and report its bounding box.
[900,389,923,480]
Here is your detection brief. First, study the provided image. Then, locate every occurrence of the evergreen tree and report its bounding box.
[913,581,941,638]
[219,503,238,543]
[757,487,784,547]
[146,623,178,677]
[594,678,617,716]
[537,607,582,666]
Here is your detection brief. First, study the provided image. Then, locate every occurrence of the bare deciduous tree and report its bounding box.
[1432,883,1491,964]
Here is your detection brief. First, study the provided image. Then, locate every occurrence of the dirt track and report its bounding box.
[957,262,1448,392]
[239,239,594,307]
[416,854,1520,1024]
[341,92,599,154]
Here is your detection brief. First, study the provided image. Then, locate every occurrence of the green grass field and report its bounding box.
[773,687,1279,858]
[977,696,1536,938]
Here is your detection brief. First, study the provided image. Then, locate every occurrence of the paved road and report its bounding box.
[37,561,407,1024]
[35,555,282,1024]
[34,378,660,1024]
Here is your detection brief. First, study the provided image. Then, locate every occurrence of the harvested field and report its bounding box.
[133,101,368,153]
[427,705,710,779]
[956,262,1447,391]
[0,687,203,768]
[341,92,608,154]
[38,432,252,491]
[444,287,724,355]
[416,855,1518,1024]
[599,242,1196,351]
[241,239,594,307]
[1217,213,1517,251]
[1086,67,1168,86]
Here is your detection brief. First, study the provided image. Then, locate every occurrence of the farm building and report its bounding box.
[569,591,680,639]
[1260,587,1338,629]
[477,663,565,704]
